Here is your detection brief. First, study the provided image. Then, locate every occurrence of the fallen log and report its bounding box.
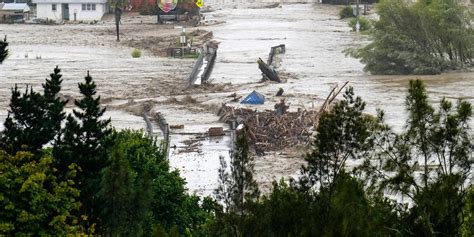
[276,87,284,96]
[257,57,281,83]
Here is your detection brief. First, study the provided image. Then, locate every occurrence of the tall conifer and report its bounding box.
[1,67,66,155]
[54,71,111,228]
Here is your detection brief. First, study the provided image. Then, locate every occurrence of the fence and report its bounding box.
[155,112,170,158]
[201,48,217,84]
[186,53,204,87]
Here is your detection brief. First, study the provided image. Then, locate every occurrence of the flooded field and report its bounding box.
[0,3,472,195]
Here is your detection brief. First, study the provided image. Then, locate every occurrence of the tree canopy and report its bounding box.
[346,0,474,74]
[0,150,84,235]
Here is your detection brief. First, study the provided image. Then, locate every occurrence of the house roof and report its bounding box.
[32,0,107,3]
[1,3,30,12]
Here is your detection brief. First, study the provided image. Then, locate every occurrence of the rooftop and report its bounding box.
[1,3,30,12]
[32,0,107,4]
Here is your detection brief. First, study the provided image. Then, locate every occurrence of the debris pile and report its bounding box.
[217,99,319,152]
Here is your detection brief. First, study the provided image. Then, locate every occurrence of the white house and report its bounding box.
[32,0,109,21]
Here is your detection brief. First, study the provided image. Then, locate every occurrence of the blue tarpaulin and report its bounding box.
[241,90,265,105]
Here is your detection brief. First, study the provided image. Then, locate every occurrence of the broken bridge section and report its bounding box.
[258,44,286,83]
[186,44,218,87]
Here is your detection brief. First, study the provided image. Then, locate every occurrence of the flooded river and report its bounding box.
[207,3,474,130]
[0,3,472,195]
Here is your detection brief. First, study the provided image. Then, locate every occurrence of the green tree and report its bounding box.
[53,71,111,229]
[359,79,473,235]
[1,67,67,155]
[346,0,474,74]
[461,187,474,237]
[100,145,143,236]
[100,130,215,235]
[0,35,7,63]
[214,127,260,236]
[99,130,156,236]
[0,150,84,235]
[43,66,68,138]
[108,0,128,41]
[302,87,376,195]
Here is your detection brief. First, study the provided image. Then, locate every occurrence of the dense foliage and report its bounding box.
[1,67,67,155]
[0,151,84,235]
[100,130,213,236]
[347,0,474,74]
[54,71,111,228]
[0,67,214,235]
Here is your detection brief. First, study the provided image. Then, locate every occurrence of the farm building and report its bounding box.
[32,0,109,21]
[0,3,30,22]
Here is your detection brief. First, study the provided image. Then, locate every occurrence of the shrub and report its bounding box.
[339,5,354,19]
[349,17,372,31]
[131,48,142,58]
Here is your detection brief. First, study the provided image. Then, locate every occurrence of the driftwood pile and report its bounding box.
[218,99,319,152]
[217,81,350,153]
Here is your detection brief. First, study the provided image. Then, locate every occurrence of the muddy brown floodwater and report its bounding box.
[203,3,473,192]
[0,3,472,195]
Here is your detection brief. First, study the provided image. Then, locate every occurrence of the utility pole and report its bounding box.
[356,0,360,17]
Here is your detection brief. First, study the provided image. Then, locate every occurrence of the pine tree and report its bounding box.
[1,67,67,155]
[43,66,68,145]
[53,71,111,229]
[2,85,45,154]
[72,70,111,158]
[0,35,7,63]
[358,79,473,235]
